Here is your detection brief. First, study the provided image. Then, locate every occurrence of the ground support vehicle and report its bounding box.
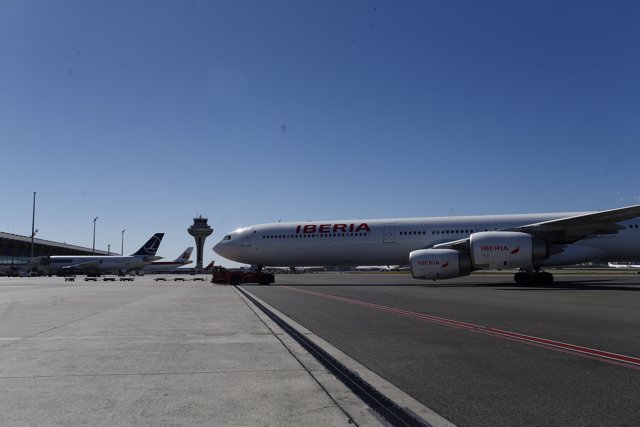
[211,266,275,286]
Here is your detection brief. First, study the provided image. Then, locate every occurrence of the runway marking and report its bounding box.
[279,286,640,370]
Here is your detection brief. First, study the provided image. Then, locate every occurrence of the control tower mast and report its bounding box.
[187,216,213,270]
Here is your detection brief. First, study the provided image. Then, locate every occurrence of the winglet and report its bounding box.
[132,233,164,256]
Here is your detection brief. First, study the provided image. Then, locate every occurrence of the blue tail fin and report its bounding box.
[132,233,164,256]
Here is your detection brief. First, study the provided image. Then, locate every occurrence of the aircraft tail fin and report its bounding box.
[175,247,194,262]
[202,261,215,272]
[132,233,164,256]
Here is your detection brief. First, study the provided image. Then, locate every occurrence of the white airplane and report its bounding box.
[355,266,392,272]
[43,233,164,276]
[213,205,640,285]
[139,247,193,273]
[160,260,217,275]
[608,262,640,269]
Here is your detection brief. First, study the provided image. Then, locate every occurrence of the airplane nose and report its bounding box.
[212,241,225,257]
[213,232,244,262]
[213,238,235,259]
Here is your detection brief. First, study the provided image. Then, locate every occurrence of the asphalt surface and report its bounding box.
[243,272,640,427]
[0,275,389,426]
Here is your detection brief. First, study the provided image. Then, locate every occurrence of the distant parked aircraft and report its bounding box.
[139,247,193,273]
[43,233,164,276]
[148,260,216,275]
[355,266,391,272]
[608,262,640,269]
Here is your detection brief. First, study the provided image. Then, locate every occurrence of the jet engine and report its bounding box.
[470,231,548,269]
[409,249,472,280]
[410,231,549,280]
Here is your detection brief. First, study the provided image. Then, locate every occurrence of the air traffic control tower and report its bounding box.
[187,216,213,270]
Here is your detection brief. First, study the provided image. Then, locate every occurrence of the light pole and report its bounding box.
[92,216,98,254]
[30,192,36,262]
[121,229,125,255]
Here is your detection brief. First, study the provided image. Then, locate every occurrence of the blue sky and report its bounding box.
[1,1,639,266]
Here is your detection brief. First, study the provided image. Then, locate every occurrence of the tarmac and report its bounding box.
[247,272,640,426]
[0,276,448,426]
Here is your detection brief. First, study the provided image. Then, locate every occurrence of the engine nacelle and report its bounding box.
[470,231,548,269]
[410,249,472,280]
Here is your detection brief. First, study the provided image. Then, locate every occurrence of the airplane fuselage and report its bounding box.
[139,260,193,272]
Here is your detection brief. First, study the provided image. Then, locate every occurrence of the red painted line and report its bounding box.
[280,286,640,369]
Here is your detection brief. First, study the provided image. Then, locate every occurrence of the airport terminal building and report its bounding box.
[0,232,109,275]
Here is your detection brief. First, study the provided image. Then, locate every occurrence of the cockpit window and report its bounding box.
[223,235,232,240]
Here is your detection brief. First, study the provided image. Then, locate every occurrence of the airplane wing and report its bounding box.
[61,260,103,271]
[432,204,640,251]
[513,204,640,243]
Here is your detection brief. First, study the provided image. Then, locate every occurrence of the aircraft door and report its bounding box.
[241,230,252,247]
[383,224,396,243]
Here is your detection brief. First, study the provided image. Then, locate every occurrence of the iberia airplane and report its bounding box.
[139,247,194,273]
[212,205,640,285]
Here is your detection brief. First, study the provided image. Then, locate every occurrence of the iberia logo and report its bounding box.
[441,261,449,268]
[510,246,520,255]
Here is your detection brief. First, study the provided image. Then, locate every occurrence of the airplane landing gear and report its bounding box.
[514,269,554,285]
